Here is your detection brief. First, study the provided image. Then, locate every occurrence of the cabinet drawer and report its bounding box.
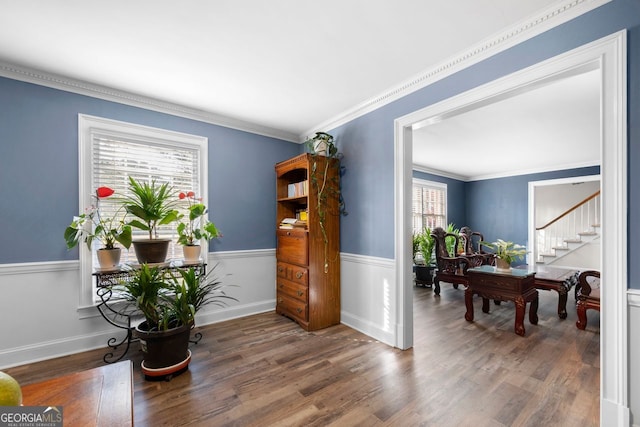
[277,294,308,322]
[277,262,308,285]
[277,278,308,303]
[277,229,308,266]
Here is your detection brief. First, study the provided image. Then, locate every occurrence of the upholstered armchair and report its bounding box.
[576,270,600,330]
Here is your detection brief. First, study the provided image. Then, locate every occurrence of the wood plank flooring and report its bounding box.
[5,283,600,426]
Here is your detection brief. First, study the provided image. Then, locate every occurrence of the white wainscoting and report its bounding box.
[0,250,277,369]
[340,252,396,347]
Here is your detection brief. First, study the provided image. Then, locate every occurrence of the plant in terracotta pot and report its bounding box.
[121,177,180,264]
[111,264,236,377]
[176,191,221,263]
[481,238,527,272]
[64,186,132,268]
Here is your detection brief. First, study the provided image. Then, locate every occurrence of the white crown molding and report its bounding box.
[302,0,612,140]
[413,160,601,182]
[0,61,299,143]
[412,164,468,182]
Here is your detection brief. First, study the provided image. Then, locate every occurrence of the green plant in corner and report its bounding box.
[413,227,435,265]
[305,131,347,273]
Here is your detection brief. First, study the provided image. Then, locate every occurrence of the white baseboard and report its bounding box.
[340,311,395,346]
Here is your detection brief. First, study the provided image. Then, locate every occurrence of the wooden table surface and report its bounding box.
[466,266,539,336]
[21,360,133,427]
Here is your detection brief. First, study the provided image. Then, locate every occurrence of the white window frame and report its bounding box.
[77,114,208,307]
[412,178,447,234]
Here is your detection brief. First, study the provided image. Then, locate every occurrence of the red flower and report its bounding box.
[179,191,196,200]
[96,187,115,198]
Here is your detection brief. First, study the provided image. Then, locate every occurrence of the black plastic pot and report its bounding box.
[135,321,191,369]
[415,265,435,286]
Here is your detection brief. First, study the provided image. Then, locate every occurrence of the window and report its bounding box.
[412,178,446,234]
[78,115,208,306]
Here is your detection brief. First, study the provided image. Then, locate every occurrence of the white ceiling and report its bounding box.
[0,0,601,178]
[413,69,601,180]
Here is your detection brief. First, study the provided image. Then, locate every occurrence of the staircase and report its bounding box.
[535,191,600,265]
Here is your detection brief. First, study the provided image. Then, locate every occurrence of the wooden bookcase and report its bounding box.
[275,153,340,331]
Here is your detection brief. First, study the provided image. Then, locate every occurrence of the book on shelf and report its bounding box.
[296,209,308,221]
[279,217,307,229]
[286,180,308,198]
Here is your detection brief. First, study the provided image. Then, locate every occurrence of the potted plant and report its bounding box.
[121,176,180,264]
[64,186,132,268]
[481,238,527,272]
[112,264,236,377]
[176,191,221,263]
[413,228,436,285]
[304,131,347,273]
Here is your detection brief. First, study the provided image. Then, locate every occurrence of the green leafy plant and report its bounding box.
[481,239,527,264]
[413,227,435,265]
[121,177,180,240]
[176,191,221,246]
[444,223,460,256]
[64,186,132,250]
[305,131,347,273]
[113,264,236,332]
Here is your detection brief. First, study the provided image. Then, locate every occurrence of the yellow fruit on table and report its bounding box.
[0,371,22,406]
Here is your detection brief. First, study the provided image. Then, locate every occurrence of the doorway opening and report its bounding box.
[394,31,626,421]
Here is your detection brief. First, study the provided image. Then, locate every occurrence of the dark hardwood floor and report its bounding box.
[5,282,600,426]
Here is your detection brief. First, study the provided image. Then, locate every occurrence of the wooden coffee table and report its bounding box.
[466,265,538,336]
[21,360,133,426]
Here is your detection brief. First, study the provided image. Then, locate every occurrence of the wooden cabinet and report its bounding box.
[275,153,340,331]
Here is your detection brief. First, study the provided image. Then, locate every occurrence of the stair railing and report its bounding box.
[535,191,600,263]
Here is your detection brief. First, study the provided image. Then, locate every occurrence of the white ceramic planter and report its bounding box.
[182,245,201,263]
[96,248,121,269]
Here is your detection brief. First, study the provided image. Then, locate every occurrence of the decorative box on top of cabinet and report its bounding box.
[275,153,340,331]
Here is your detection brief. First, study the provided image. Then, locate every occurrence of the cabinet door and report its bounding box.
[276,229,308,266]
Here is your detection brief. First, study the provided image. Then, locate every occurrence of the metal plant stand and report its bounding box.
[93,261,206,363]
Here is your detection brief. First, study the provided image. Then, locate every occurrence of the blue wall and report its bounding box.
[333,0,639,288]
[1,0,638,287]
[466,166,601,248]
[0,77,299,263]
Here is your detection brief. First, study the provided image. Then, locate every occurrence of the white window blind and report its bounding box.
[78,115,208,307]
[412,179,446,234]
[91,135,201,264]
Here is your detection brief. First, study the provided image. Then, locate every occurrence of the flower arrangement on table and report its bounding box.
[176,191,221,247]
[64,186,132,251]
